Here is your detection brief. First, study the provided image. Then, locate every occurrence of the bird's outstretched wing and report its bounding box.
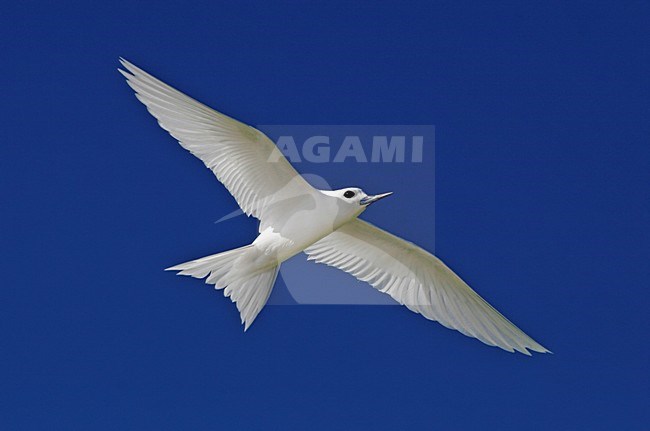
[305,219,549,355]
[119,59,315,227]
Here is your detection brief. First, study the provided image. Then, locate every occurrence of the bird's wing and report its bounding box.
[119,59,316,226]
[305,218,549,355]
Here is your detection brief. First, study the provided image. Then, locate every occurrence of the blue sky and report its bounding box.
[1,1,648,429]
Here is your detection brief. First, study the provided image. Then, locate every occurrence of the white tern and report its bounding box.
[119,59,549,355]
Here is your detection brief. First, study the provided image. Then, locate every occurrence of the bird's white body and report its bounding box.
[233,195,347,279]
[120,58,549,355]
[253,189,365,261]
[210,188,369,293]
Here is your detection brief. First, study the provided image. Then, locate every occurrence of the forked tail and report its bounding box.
[166,245,279,330]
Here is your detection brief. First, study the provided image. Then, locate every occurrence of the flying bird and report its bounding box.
[119,59,549,355]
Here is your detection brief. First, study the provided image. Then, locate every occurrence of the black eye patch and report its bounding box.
[344,190,356,199]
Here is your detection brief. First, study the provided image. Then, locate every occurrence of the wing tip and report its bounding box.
[117,57,136,80]
[517,343,552,356]
[118,56,132,68]
[118,57,146,79]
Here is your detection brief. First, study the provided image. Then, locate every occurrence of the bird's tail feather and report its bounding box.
[166,246,279,330]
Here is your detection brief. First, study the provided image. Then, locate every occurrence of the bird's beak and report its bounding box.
[360,192,393,206]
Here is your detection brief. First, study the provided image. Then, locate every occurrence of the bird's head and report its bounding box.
[325,187,393,218]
